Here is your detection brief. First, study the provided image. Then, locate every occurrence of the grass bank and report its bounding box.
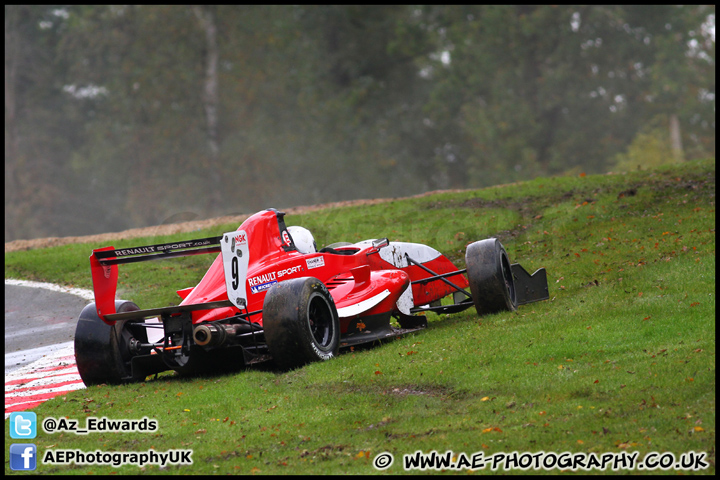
[5,159,715,475]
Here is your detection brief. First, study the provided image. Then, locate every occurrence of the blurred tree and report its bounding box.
[192,5,222,211]
[289,6,442,197]
[56,5,209,228]
[5,5,86,239]
[4,5,714,241]
[624,5,715,162]
[418,5,715,187]
[612,115,677,171]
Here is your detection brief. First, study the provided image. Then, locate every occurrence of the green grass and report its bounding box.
[5,158,715,475]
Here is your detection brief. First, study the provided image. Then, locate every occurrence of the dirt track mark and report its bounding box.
[5,191,471,253]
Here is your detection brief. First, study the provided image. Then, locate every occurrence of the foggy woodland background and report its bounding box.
[5,5,715,241]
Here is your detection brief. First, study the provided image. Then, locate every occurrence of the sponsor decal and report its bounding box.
[250,281,277,294]
[278,265,303,278]
[113,239,215,257]
[156,240,212,251]
[247,265,303,294]
[115,246,155,256]
[282,230,292,247]
[233,233,247,245]
[248,272,276,287]
[306,257,325,269]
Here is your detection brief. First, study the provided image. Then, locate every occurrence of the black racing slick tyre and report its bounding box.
[74,301,149,386]
[465,238,518,316]
[262,277,340,370]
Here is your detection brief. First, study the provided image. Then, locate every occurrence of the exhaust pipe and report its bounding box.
[193,323,243,347]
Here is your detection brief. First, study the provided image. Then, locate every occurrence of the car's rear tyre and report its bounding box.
[465,238,518,316]
[262,277,340,370]
[74,301,150,386]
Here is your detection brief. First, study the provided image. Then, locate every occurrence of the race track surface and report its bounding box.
[5,283,89,372]
[5,281,92,417]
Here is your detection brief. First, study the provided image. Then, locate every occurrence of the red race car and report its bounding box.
[75,208,548,385]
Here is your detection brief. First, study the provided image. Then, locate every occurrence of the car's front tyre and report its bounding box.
[465,238,518,316]
[262,277,340,370]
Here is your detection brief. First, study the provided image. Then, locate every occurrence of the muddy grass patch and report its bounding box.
[307,381,464,403]
[381,384,455,398]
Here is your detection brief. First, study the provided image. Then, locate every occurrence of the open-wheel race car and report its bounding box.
[74,208,549,385]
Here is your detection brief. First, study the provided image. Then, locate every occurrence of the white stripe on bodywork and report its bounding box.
[336,289,391,318]
[396,284,414,315]
[378,242,442,268]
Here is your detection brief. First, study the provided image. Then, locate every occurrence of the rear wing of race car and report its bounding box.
[90,232,249,325]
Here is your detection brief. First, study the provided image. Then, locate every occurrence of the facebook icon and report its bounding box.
[10,444,37,471]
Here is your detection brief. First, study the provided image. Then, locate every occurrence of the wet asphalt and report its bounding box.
[4,284,89,374]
